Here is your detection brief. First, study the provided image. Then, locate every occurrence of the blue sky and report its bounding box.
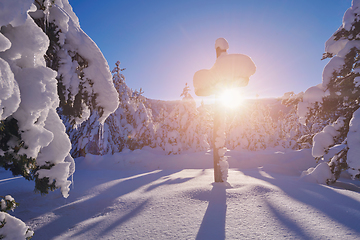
[69,0,351,103]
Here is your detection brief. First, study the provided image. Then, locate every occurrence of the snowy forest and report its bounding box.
[1,0,360,239]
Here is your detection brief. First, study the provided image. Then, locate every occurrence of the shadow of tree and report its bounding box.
[29,169,180,239]
[145,177,195,192]
[98,199,149,236]
[243,169,360,234]
[265,200,313,239]
[196,183,227,240]
[332,180,360,193]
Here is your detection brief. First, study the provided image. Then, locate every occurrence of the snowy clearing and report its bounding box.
[1,148,360,239]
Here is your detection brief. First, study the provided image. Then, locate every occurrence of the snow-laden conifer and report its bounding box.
[0,195,33,239]
[160,84,210,154]
[69,61,156,156]
[0,0,117,236]
[300,0,360,182]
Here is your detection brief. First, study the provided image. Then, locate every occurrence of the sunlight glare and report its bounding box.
[218,88,245,109]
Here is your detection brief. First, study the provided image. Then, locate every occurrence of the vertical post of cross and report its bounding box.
[213,45,227,182]
[213,94,223,182]
[193,37,256,183]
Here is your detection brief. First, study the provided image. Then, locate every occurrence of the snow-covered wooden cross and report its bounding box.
[193,38,256,182]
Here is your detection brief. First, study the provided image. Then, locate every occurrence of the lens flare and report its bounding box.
[218,88,245,109]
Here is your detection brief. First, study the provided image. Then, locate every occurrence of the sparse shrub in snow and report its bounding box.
[0,195,17,213]
[300,0,360,183]
[0,195,33,239]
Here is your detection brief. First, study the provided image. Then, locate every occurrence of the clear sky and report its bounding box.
[69,0,351,103]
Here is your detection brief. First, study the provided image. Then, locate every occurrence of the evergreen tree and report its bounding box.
[0,1,117,236]
[0,195,34,239]
[279,92,311,149]
[69,61,156,156]
[159,83,210,154]
[226,100,276,151]
[31,0,119,126]
[106,62,155,151]
[154,107,169,150]
[303,0,360,182]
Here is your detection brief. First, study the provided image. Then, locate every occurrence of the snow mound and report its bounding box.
[300,162,333,184]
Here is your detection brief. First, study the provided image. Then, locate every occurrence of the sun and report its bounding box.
[218,88,245,109]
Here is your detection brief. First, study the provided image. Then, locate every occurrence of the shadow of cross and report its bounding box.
[196,182,231,240]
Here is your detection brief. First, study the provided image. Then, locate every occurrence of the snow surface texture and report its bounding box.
[2,148,360,239]
[193,38,256,96]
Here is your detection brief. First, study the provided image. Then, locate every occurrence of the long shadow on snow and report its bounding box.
[243,169,360,234]
[98,199,149,236]
[31,169,180,239]
[145,177,195,192]
[196,182,227,240]
[265,200,314,239]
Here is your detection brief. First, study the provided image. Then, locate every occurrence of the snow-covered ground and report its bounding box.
[2,148,360,239]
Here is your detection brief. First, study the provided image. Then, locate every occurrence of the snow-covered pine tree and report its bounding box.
[105,62,155,151]
[225,105,252,150]
[247,101,275,150]
[0,0,77,198]
[278,92,310,150]
[225,97,307,151]
[160,83,210,154]
[132,97,156,149]
[70,61,156,156]
[0,195,33,239]
[226,100,276,151]
[180,84,209,151]
[30,0,119,126]
[153,107,169,149]
[0,1,118,237]
[302,0,360,182]
[197,100,213,147]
